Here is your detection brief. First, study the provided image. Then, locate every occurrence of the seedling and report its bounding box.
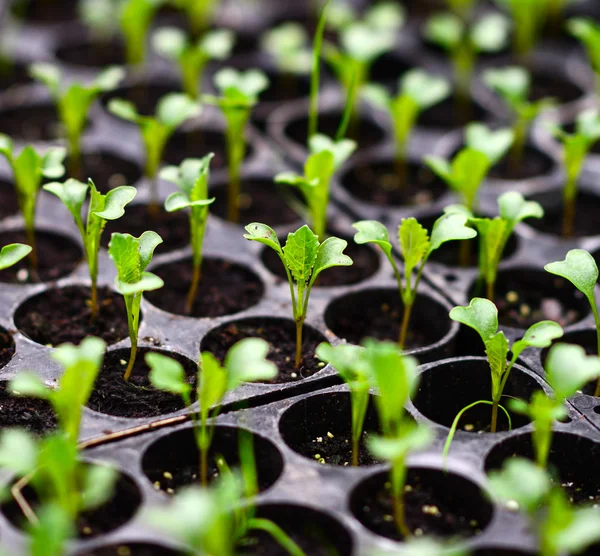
[160,154,215,314]
[448,191,543,301]
[203,68,269,223]
[153,27,235,99]
[548,109,600,237]
[363,339,433,537]
[108,231,164,381]
[494,0,540,59]
[425,12,509,120]
[275,134,356,241]
[316,342,370,466]
[446,298,563,440]
[568,18,600,94]
[108,93,200,215]
[261,23,312,77]
[147,338,277,486]
[120,0,164,66]
[353,213,477,347]
[489,458,600,556]
[510,343,600,468]
[30,63,125,178]
[483,66,554,169]
[43,178,136,319]
[26,502,73,556]
[79,0,119,39]
[0,243,32,271]
[447,0,476,19]
[0,137,66,270]
[363,69,451,186]
[545,249,600,396]
[170,0,219,38]
[308,0,330,141]
[244,224,352,367]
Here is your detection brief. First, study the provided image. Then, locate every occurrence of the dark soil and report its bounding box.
[14,286,128,347]
[530,72,583,104]
[55,38,127,68]
[238,504,354,555]
[279,392,381,466]
[66,151,142,190]
[101,204,190,252]
[474,549,533,556]
[102,84,182,119]
[86,348,197,418]
[79,544,181,556]
[324,289,451,352]
[284,112,385,150]
[145,258,264,317]
[0,381,56,435]
[142,426,283,494]
[261,232,379,286]
[413,360,540,433]
[341,159,446,206]
[418,95,487,130]
[485,432,600,504]
[0,103,61,142]
[487,269,589,329]
[3,471,141,537]
[370,53,415,89]
[0,61,32,92]
[0,230,81,283]
[0,328,15,369]
[486,145,555,181]
[163,128,254,169]
[210,178,300,226]
[0,179,19,219]
[351,468,492,541]
[12,0,79,22]
[258,70,311,105]
[200,317,326,383]
[526,192,600,238]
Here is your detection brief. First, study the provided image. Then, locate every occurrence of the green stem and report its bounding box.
[393,490,410,538]
[398,300,413,349]
[592,301,600,397]
[185,261,201,315]
[200,445,208,487]
[247,518,306,556]
[486,278,495,303]
[491,398,499,433]
[90,278,98,321]
[295,319,303,368]
[123,295,137,382]
[308,0,330,141]
[561,193,575,238]
[68,135,83,180]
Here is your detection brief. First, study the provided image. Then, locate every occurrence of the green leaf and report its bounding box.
[153,27,187,60]
[0,134,14,158]
[0,429,39,476]
[93,66,126,91]
[108,98,140,122]
[511,321,564,360]
[10,372,50,399]
[202,29,235,60]
[43,179,88,222]
[118,271,164,295]
[352,220,392,257]
[498,191,543,227]
[93,185,137,220]
[308,134,356,169]
[545,343,600,401]
[401,69,451,110]
[199,352,228,410]
[28,504,73,556]
[429,212,477,253]
[29,63,60,96]
[41,147,67,179]
[108,231,163,285]
[0,243,32,271]
[214,67,269,101]
[544,249,598,305]
[425,12,463,51]
[399,218,430,278]
[139,231,163,271]
[485,331,509,398]
[568,17,600,74]
[244,223,283,256]
[80,464,117,511]
[310,236,353,285]
[283,225,319,284]
[449,297,498,343]
[156,93,201,128]
[147,352,193,398]
[340,22,396,62]
[466,123,514,165]
[471,13,510,52]
[362,83,390,111]
[224,337,277,386]
[554,506,600,554]
[367,424,432,462]
[316,342,368,386]
[483,66,530,108]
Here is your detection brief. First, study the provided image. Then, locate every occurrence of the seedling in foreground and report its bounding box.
[120,0,164,65]
[108,93,200,215]
[363,339,433,537]
[30,64,125,178]
[447,297,563,439]
[43,178,136,319]
[261,23,312,76]
[353,213,477,347]
[244,224,352,367]
[147,338,277,486]
[483,66,554,170]
[545,249,600,396]
[548,109,600,237]
[153,27,234,99]
[108,231,164,381]
[363,69,450,186]
[275,134,356,241]
[203,68,269,223]
[0,243,32,271]
[510,343,600,468]
[0,137,66,271]
[568,18,600,94]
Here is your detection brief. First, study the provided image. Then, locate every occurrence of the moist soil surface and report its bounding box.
[66,151,142,190]
[257,70,311,105]
[0,381,56,435]
[101,204,190,252]
[145,258,264,317]
[0,103,61,142]
[341,159,446,206]
[262,233,379,287]
[12,0,79,22]
[210,179,300,226]
[530,72,583,104]
[0,230,81,283]
[0,328,15,369]
[79,544,180,556]
[418,95,487,130]
[0,180,19,219]
[86,349,197,418]
[200,318,326,383]
[527,192,600,237]
[0,61,32,91]
[15,286,128,347]
[352,469,490,541]
[370,53,415,89]
[486,145,555,181]
[55,38,127,68]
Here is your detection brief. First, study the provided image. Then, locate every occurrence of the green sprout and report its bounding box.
[494,0,540,59]
[447,0,477,19]
[568,18,600,94]
[108,93,200,215]
[30,63,125,178]
[43,178,136,319]
[548,109,600,237]
[244,224,352,368]
[108,231,164,381]
[545,249,600,396]
[446,297,563,439]
[425,12,509,121]
[0,243,32,271]
[316,342,370,467]
[203,68,269,223]
[364,339,433,538]
[79,0,120,40]
[308,0,331,141]
[489,458,600,556]
[153,27,235,99]
[353,213,477,348]
[275,134,356,241]
[27,503,74,556]
[0,137,66,271]
[170,0,219,38]
[147,338,277,486]
[120,0,164,66]
[261,23,312,76]
[510,343,600,468]
[363,69,451,187]
[160,154,215,314]
[483,66,554,170]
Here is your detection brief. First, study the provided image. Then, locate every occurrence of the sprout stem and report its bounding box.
[351,436,359,467]
[490,399,499,433]
[394,151,407,190]
[295,319,303,368]
[200,446,208,487]
[486,279,495,304]
[398,302,413,349]
[185,263,201,315]
[562,196,575,238]
[148,175,160,219]
[593,302,600,397]
[68,137,83,181]
[394,492,411,538]
[90,280,98,321]
[124,345,136,382]
[459,239,471,268]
